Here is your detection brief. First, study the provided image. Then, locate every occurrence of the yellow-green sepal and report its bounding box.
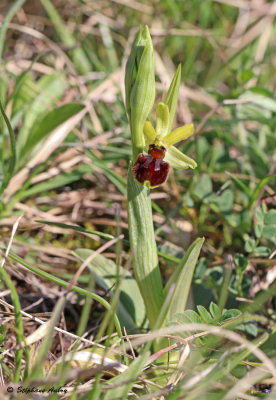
[143,120,157,146]
[164,64,181,132]
[163,123,194,147]
[165,145,197,169]
[155,102,170,138]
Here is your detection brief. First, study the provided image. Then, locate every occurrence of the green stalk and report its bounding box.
[125,26,202,333]
[125,26,163,328]
[127,168,164,328]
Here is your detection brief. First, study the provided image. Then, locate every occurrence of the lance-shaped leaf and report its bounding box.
[74,249,146,330]
[164,237,204,321]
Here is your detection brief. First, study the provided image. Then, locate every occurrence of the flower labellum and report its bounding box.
[132,144,170,188]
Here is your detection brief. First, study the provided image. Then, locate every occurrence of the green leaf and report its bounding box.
[103,352,149,400]
[197,305,212,324]
[0,267,24,381]
[264,210,276,225]
[9,57,40,113]
[239,70,255,83]
[194,257,208,281]
[0,101,17,194]
[209,302,221,322]
[11,73,37,116]
[175,310,202,324]
[26,295,66,382]
[8,251,122,338]
[244,238,255,253]
[164,238,204,322]
[86,150,127,195]
[193,174,213,200]
[0,0,27,60]
[246,90,276,112]
[225,171,251,198]
[212,189,233,212]
[36,221,116,241]
[21,102,84,160]
[74,249,146,329]
[16,73,65,162]
[249,174,276,209]
[244,323,258,337]
[234,254,248,272]
[164,64,181,132]
[19,164,92,200]
[36,221,180,265]
[40,0,91,74]
[253,246,271,257]
[262,225,276,239]
[221,309,241,322]
[256,207,264,224]
[238,322,258,337]
[254,222,263,239]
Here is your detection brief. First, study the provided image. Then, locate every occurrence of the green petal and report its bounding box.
[163,124,194,147]
[164,145,197,169]
[155,102,169,138]
[143,120,157,144]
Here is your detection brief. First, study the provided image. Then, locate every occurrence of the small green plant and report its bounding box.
[1,2,275,397]
[125,26,204,330]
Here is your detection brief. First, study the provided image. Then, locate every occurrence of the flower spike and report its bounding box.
[132,64,197,188]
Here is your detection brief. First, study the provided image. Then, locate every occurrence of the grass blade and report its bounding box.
[40,0,91,74]
[0,268,24,381]
[7,251,122,338]
[164,238,205,322]
[103,352,150,400]
[249,174,276,209]
[225,171,251,198]
[37,220,181,263]
[24,294,66,382]
[0,0,27,60]
[74,249,146,329]
[0,101,16,195]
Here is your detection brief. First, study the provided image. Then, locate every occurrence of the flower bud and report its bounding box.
[125,26,155,160]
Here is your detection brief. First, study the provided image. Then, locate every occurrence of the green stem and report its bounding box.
[127,167,164,328]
